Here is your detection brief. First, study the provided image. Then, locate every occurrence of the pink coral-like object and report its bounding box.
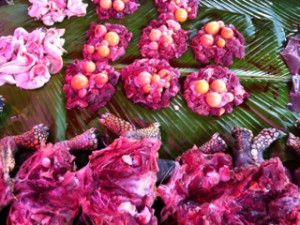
[0,27,65,89]
[28,0,88,26]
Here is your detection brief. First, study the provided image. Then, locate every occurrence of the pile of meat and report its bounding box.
[0,27,65,89]
[1,117,300,225]
[63,60,120,111]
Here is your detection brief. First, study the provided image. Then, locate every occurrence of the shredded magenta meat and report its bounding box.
[7,144,80,225]
[121,58,181,110]
[138,13,189,60]
[78,137,161,225]
[183,65,249,116]
[191,23,245,66]
[63,60,119,111]
[154,0,199,20]
[158,148,300,225]
[0,157,13,211]
[83,23,132,62]
[92,0,139,20]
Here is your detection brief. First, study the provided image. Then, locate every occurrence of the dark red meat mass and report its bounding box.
[92,0,139,20]
[7,129,98,225]
[183,65,249,116]
[154,0,199,21]
[158,148,300,225]
[79,137,161,225]
[191,21,245,66]
[138,13,189,60]
[63,59,119,111]
[83,23,132,62]
[121,58,180,110]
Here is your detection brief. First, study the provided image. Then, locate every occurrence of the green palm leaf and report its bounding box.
[0,0,299,163]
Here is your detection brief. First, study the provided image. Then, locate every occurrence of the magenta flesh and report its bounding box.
[83,23,132,62]
[138,13,189,60]
[191,23,245,66]
[121,58,180,110]
[63,59,119,111]
[183,65,249,116]
[92,0,139,20]
[158,148,300,225]
[154,0,199,20]
[79,137,161,225]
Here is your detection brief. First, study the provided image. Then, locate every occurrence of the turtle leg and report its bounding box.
[232,126,253,167]
[100,113,136,136]
[55,128,99,152]
[122,122,161,139]
[12,124,49,151]
[198,132,227,154]
[251,128,279,164]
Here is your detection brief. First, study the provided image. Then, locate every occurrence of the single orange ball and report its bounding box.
[221,27,234,39]
[85,45,95,54]
[161,35,174,47]
[105,31,120,46]
[113,0,125,12]
[71,74,89,90]
[149,29,162,42]
[216,38,226,48]
[94,25,107,37]
[94,73,108,85]
[136,72,152,87]
[204,21,220,35]
[97,45,110,57]
[194,80,209,94]
[210,79,227,93]
[143,84,151,93]
[206,92,222,107]
[151,74,161,83]
[175,8,188,23]
[200,34,214,46]
[100,0,112,9]
[84,61,96,73]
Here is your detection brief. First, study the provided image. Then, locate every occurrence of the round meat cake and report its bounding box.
[154,0,199,23]
[138,13,189,60]
[183,65,249,116]
[92,0,140,20]
[63,60,119,112]
[191,21,245,66]
[121,58,180,110]
[83,23,132,62]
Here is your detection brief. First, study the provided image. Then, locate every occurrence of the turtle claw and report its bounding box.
[232,127,279,167]
[13,124,49,151]
[198,132,228,154]
[100,113,161,140]
[55,128,99,152]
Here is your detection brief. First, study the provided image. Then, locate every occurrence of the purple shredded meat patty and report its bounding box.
[63,59,119,111]
[183,65,249,116]
[92,0,140,20]
[138,13,189,60]
[83,23,132,62]
[158,148,300,225]
[78,136,161,225]
[154,0,199,21]
[121,58,181,110]
[191,21,245,66]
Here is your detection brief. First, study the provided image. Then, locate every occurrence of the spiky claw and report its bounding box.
[100,113,161,139]
[232,127,279,167]
[198,132,228,154]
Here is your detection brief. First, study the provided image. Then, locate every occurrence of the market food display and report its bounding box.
[0,1,299,224]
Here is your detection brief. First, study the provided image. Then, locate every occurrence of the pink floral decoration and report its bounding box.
[0,27,65,89]
[28,0,88,26]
